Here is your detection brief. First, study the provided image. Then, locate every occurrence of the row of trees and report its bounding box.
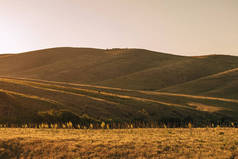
[0,120,237,129]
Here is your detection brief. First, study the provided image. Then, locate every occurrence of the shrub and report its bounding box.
[67,121,73,129]
[188,122,192,128]
[101,122,105,129]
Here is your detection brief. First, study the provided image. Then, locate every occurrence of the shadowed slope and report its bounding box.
[0,90,60,123]
[98,55,238,90]
[0,77,238,123]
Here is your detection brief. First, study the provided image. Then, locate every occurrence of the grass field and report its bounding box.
[0,128,238,158]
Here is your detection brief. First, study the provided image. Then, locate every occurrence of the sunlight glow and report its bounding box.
[0,0,237,55]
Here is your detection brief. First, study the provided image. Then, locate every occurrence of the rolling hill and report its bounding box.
[0,76,237,124]
[1,47,238,90]
[0,47,238,124]
[0,48,184,87]
[161,67,238,99]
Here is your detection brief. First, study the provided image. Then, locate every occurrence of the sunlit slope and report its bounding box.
[1,48,238,90]
[0,77,238,124]
[161,67,238,99]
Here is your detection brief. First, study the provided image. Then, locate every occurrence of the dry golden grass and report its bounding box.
[142,91,238,104]
[0,128,238,159]
[187,102,227,112]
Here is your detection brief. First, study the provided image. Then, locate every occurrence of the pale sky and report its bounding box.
[0,0,237,56]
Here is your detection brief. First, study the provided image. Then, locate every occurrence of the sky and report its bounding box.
[0,0,237,56]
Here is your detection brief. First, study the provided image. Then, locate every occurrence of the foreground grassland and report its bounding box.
[0,128,238,159]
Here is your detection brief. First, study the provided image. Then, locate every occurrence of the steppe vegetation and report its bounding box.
[1,48,238,126]
[0,128,238,159]
[0,48,238,158]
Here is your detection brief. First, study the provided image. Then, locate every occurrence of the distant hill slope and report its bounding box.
[98,55,238,90]
[161,67,238,99]
[1,47,238,91]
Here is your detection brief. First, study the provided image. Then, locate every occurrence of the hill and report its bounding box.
[0,77,237,124]
[161,67,238,99]
[0,48,183,88]
[98,55,238,90]
[0,47,238,124]
[1,47,238,90]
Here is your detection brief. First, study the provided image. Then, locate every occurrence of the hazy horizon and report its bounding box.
[0,0,237,56]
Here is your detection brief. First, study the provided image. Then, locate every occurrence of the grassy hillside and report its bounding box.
[161,67,238,99]
[0,48,184,87]
[98,55,238,90]
[0,77,238,124]
[0,47,238,124]
[1,47,238,90]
